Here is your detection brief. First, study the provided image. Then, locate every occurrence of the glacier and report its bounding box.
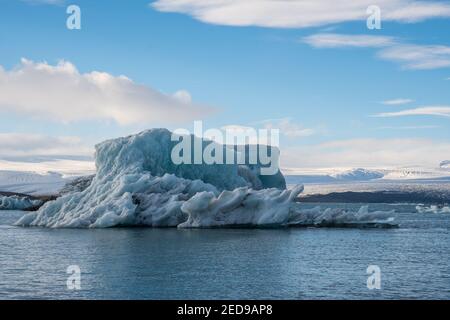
[0,170,68,196]
[15,128,396,228]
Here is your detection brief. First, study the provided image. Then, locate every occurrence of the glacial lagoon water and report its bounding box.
[1,203,449,300]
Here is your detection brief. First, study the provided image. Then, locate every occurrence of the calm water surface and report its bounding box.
[1,203,449,299]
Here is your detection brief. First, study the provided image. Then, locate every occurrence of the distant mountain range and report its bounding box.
[285,162,450,184]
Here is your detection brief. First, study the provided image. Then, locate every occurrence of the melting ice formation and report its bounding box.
[16,129,396,228]
[0,195,42,210]
[416,205,450,214]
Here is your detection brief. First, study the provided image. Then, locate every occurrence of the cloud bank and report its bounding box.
[0,59,213,125]
[303,34,395,48]
[220,118,316,144]
[374,106,450,118]
[378,45,450,70]
[282,138,450,169]
[151,0,450,28]
[259,118,316,138]
[381,98,414,105]
[302,33,450,70]
[0,133,93,159]
[21,0,65,4]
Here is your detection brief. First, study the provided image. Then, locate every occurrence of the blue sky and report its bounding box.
[0,0,450,170]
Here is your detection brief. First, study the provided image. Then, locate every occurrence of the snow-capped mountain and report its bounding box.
[331,168,384,181]
[285,162,450,184]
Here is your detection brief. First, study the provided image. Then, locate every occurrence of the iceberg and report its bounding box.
[16,129,396,228]
[0,195,43,210]
[416,204,450,214]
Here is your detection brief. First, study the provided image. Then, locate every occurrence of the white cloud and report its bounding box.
[303,33,450,70]
[259,118,316,138]
[151,0,450,28]
[281,138,450,168]
[219,125,261,144]
[376,125,439,130]
[381,98,414,105]
[217,119,315,146]
[382,2,450,22]
[373,106,450,118]
[221,119,315,140]
[0,59,213,125]
[0,133,93,158]
[173,89,193,104]
[21,0,64,5]
[220,125,255,133]
[303,34,395,48]
[378,44,450,70]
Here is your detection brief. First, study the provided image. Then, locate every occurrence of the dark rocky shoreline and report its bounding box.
[298,190,450,205]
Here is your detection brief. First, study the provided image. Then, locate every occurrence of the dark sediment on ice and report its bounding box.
[0,191,56,211]
[1,175,94,211]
